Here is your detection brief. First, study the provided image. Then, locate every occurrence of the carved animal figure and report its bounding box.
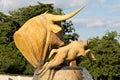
[38,40,96,76]
[13,5,85,68]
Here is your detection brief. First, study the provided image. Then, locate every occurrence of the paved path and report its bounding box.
[0,74,32,80]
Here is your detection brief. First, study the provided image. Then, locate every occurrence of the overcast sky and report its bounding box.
[0,0,120,41]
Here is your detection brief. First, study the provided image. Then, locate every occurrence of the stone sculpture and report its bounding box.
[38,40,96,77]
[13,5,85,68]
[13,4,96,80]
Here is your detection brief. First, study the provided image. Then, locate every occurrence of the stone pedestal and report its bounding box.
[33,66,83,80]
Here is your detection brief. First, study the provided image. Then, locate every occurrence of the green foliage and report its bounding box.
[0,13,20,44]
[62,20,79,44]
[0,42,26,74]
[80,31,120,80]
[0,12,26,74]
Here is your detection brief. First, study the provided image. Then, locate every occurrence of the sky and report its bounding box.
[0,0,120,41]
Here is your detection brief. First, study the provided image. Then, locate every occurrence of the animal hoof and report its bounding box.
[92,58,96,61]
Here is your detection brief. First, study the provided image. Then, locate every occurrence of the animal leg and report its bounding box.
[45,54,66,70]
[37,49,58,75]
[70,60,77,67]
[37,57,62,77]
[85,49,91,55]
[89,52,96,60]
[85,49,96,60]
[38,65,50,78]
[49,49,57,59]
[37,62,49,75]
[38,50,67,76]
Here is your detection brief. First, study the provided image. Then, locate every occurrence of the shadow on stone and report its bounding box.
[8,78,13,80]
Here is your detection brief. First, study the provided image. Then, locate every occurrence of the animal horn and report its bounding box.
[52,4,85,21]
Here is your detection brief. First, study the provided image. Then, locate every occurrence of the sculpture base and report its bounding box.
[33,66,83,80]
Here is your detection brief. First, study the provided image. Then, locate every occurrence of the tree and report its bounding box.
[0,12,20,44]
[0,12,28,74]
[62,20,79,44]
[80,31,120,80]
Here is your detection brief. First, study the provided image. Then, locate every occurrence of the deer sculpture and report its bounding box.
[37,40,96,77]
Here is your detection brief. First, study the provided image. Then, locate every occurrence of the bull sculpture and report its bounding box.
[37,40,96,77]
[13,5,85,68]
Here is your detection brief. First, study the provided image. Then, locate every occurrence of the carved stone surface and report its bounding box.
[33,66,83,80]
[13,5,85,68]
[13,3,90,80]
[37,41,96,76]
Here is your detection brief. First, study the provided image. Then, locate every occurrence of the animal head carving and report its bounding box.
[13,5,85,68]
[37,5,85,33]
[79,40,89,47]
